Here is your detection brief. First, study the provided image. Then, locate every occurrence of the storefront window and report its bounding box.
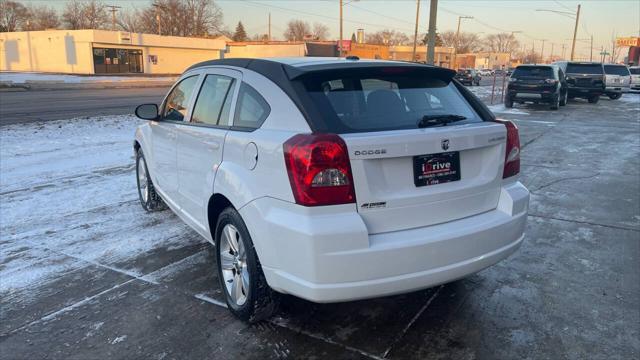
[93,47,143,74]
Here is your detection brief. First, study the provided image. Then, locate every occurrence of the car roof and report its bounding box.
[516,64,557,68]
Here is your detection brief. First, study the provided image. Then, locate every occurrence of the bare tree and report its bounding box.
[24,4,60,30]
[62,0,107,30]
[440,30,481,53]
[312,23,329,41]
[0,0,28,32]
[139,0,223,37]
[484,33,520,53]
[117,9,142,32]
[283,19,309,41]
[366,30,410,46]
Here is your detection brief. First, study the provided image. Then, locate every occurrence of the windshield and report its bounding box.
[301,71,482,134]
[566,63,603,75]
[630,68,640,75]
[604,65,630,76]
[512,66,554,78]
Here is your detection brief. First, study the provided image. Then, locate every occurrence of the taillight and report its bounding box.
[493,119,520,179]
[545,79,558,85]
[283,134,356,206]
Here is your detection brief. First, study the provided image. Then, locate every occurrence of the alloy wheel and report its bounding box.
[137,157,149,203]
[219,224,249,306]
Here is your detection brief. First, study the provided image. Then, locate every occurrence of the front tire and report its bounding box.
[215,207,278,322]
[588,94,600,104]
[136,150,166,212]
[608,93,622,100]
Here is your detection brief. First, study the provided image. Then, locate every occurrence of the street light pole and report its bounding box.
[426,0,438,65]
[536,5,581,60]
[453,16,473,69]
[411,0,421,62]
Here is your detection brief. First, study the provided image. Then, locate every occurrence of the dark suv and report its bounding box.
[553,61,605,103]
[505,64,567,110]
[455,69,481,86]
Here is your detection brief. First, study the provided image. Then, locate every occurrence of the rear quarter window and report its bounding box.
[604,65,631,76]
[233,83,271,130]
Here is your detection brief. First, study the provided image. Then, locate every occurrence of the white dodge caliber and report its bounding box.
[133,57,529,322]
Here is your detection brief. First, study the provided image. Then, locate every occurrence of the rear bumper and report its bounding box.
[240,181,529,303]
[508,89,556,101]
[567,86,603,96]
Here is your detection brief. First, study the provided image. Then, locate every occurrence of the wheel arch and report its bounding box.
[207,193,234,242]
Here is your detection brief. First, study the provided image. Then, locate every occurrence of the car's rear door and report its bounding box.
[176,68,241,232]
[151,74,200,205]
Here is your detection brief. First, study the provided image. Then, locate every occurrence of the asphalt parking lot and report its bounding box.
[1,87,638,359]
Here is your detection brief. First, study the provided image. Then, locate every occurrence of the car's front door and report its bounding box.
[176,68,241,234]
[150,74,200,207]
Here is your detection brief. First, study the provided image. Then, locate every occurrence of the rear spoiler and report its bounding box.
[284,62,456,82]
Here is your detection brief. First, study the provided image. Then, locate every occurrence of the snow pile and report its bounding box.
[0,72,176,84]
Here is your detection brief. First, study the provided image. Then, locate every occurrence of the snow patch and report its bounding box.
[0,72,176,84]
[488,104,530,115]
[110,335,128,344]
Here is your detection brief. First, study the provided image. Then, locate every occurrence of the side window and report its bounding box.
[233,83,270,130]
[191,74,234,126]
[163,75,199,121]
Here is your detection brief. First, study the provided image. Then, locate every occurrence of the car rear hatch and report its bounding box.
[566,63,604,89]
[292,64,508,234]
[510,66,556,92]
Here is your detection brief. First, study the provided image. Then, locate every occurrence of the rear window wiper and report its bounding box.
[417,114,467,128]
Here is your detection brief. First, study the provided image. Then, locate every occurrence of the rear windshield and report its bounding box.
[512,66,554,78]
[566,63,603,75]
[300,71,482,134]
[604,65,630,76]
[630,68,640,75]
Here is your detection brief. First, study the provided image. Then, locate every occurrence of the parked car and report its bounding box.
[493,69,506,76]
[603,64,631,100]
[479,69,494,77]
[505,64,568,110]
[133,58,529,322]
[553,61,605,103]
[455,68,481,86]
[631,66,640,91]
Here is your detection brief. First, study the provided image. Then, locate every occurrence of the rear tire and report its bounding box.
[559,91,568,106]
[550,95,560,110]
[136,150,166,212]
[504,96,514,108]
[608,93,622,100]
[588,95,600,104]
[215,207,279,323]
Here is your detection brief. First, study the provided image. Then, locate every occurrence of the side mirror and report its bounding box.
[135,104,159,120]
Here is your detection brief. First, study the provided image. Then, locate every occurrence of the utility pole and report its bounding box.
[411,0,421,62]
[426,0,438,65]
[268,13,271,41]
[540,39,546,63]
[570,4,581,60]
[106,5,121,31]
[453,15,473,69]
[339,0,344,57]
[561,43,566,59]
[590,35,593,61]
[550,43,554,62]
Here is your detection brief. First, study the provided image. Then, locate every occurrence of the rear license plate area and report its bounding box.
[413,152,461,187]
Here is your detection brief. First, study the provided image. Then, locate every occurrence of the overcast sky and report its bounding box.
[18,0,640,59]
